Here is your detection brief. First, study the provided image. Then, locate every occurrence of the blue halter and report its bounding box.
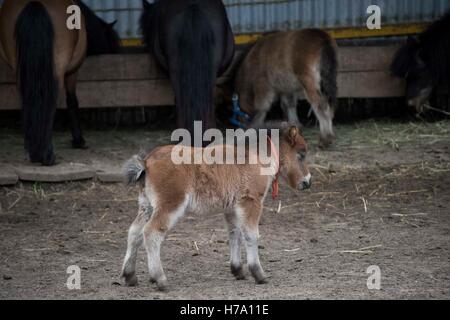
[229,93,251,129]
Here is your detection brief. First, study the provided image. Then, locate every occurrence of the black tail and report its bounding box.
[320,40,338,108]
[15,1,57,165]
[175,4,215,134]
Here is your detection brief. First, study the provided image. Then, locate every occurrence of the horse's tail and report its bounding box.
[175,3,215,134]
[15,1,57,165]
[123,153,146,186]
[320,38,338,108]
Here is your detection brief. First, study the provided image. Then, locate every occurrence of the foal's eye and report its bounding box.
[297,153,306,161]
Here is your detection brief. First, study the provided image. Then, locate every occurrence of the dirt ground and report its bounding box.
[0,120,449,299]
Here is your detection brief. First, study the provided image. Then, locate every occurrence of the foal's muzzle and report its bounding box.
[299,173,312,190]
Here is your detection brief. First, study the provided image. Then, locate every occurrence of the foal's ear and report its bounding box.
[288,126,299,146]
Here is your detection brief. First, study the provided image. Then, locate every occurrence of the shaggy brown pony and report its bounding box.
[121,124,311,291]
[232,29,338,149]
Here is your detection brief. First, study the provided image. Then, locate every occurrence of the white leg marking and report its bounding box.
[122,192,152,282]
[144,195,189,289]
[235,206,267,284]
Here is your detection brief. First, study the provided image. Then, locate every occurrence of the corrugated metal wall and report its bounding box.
[224,0,449,33]
[81,0,450,40]
[0,0,448,39]
[82,0,143,39]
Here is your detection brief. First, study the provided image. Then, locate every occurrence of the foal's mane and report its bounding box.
[252,121,302,140]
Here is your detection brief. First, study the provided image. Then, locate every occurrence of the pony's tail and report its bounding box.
[123,153,146,186]
[320,39,338,108]
[15,1,57,165]
[175,4,215,134]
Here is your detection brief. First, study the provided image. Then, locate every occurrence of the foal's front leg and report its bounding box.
[236,199,267,284]
[281,93,301,127]
[249,85,275,128]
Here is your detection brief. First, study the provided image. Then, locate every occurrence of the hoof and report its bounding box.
[249,264,268,285]
[231,265,246,280]
[235,274,246,281]
[41,153,56,166]
[72,139,88,150]
[255,277,269,285]
[318,135,335,149]
[156,279,169,292]
[123,274,138,287]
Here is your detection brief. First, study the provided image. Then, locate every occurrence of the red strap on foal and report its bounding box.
[268,136,280,200]
[271,175,279,200]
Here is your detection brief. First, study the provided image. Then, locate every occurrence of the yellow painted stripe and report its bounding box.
[326,23,430,40]
[234,23,431,44]
[120,38,143,47]
[121,22,430,47]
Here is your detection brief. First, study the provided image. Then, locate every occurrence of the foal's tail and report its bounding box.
[15,1,58,165]
[320,38,338,108]
[174,3,215,134]
[123,153,146,186]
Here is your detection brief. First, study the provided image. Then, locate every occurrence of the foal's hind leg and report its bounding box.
[121,192,152,286]
[280,93,301,127]
[225,211,245,280]
[65,72,86,149]
[236,198,267,284]
[143,196,189,291]
[302,78,335,148]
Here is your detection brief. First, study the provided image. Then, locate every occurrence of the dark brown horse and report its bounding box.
[0,0,87,165]
[391,12,450,114]
[140,0,235,136]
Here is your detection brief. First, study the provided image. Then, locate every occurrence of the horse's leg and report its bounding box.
[302,78,335,148]
[280,93,301,127]
[225,210,245,280]
[236,198,267,284]
[65,72,86,149]
[143,196,189,291]
[121,192,152,286]
[249,86,275,128]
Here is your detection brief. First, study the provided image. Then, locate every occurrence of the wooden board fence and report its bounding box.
[0,46,405,110]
